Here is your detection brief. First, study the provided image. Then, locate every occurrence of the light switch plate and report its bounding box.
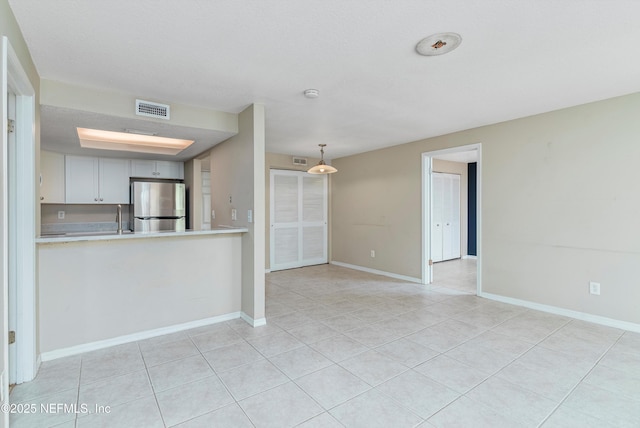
[231,209,237,221]
[247,210,253,223]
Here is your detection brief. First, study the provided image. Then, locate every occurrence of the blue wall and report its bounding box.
[467,162,477,256]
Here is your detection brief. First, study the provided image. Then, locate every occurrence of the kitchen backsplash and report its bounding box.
[41,204,131,233]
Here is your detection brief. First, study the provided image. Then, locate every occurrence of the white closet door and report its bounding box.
[431,173,444,262]
[449,174,461,259]
[271,170,328,271]
[432,172,461,262]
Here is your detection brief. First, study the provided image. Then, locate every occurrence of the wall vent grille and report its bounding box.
[136,99,170,120]
[293,157,308,166]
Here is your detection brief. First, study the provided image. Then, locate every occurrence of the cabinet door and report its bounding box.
[65,156,99,203]
[99,158,131,204]
[130,160,157,178]
[155,161,184,179]
[40,151,65,203]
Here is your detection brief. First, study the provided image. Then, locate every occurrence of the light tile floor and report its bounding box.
[432,258,477,294]
[10,263,640,427]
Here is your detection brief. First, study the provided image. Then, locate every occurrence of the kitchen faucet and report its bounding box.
[116,204,123,234]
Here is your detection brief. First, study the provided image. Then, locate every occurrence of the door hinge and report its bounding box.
[7,119,15,134]
[8,331,15,345]
[428,259,433,266]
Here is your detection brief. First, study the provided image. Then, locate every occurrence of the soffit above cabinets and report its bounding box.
[40,105,237,161]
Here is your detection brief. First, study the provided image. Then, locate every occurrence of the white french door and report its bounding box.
[270,170,328,271]
[431,172,461,262]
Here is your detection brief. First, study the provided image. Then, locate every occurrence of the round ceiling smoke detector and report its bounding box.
[303,89,320,98]
[415,32,462,56]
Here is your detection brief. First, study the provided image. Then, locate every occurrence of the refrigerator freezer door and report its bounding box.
[134,217,186,233]
[132,181,185,217]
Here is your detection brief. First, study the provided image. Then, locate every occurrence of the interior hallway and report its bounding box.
[432,258,477,295]
[8,264,640,427]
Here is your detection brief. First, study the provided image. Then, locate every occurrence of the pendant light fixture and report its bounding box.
[307,144,337,174]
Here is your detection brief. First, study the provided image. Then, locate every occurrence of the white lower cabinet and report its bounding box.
[65,156,130,204]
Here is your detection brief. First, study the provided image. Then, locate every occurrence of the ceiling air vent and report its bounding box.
[135,99,170,120]
[293,157,308,166]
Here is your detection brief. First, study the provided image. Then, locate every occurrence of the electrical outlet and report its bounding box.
[231,209,237,221]
[211,210,215,219]
[370,250,375,258]
[247,209,253,223]
[57,211,65,219]
[589,281,601,295]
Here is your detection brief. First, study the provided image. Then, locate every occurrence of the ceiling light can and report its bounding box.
[415,32,462,56]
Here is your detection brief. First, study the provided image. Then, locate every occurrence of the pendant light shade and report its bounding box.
[307,144,337,174]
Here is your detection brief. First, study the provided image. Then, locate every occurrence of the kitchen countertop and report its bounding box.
[36,227,249,244]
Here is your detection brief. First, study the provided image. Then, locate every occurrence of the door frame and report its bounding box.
[422,143,482,294]
[2,36,38,389]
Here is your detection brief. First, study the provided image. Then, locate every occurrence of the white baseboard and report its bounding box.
[480,292,640,333]
[40,312,242,362]
[330,261,422,284]
[241,312,267,327]
[463,255,478,260]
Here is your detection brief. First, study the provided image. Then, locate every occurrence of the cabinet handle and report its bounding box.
[40,196,44,201]
[99,198,103,202]
[94,198,98,201]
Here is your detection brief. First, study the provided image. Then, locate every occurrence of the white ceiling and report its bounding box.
[8,0,640,160]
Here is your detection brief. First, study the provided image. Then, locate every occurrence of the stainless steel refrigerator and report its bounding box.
[130,178,186,232]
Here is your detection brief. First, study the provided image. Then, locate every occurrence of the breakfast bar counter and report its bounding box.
[37,227,248,359]
[36,227,248,244]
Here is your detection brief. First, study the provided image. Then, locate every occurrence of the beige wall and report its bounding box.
[1,0,41,422]
[37,234,242,353]
[264,152,321,270]
[208,104,266,322]
[432,159,469,258]
[184,158,203,230]
[332,92,640,326]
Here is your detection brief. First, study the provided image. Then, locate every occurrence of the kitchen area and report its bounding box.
[33,80,266,362]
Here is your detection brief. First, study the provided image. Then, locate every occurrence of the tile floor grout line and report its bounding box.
[138,340,170,428]
[534,333,624,428]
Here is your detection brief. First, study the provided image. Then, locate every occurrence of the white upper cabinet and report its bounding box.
[65,156,131,204]
[40,150,66,203]
[98,158,132,203]
[131,160,184,179]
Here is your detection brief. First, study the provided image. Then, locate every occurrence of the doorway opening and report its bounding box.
[422,144,481,295]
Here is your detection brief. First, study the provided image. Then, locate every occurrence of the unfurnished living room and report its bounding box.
[2,1,639,427]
